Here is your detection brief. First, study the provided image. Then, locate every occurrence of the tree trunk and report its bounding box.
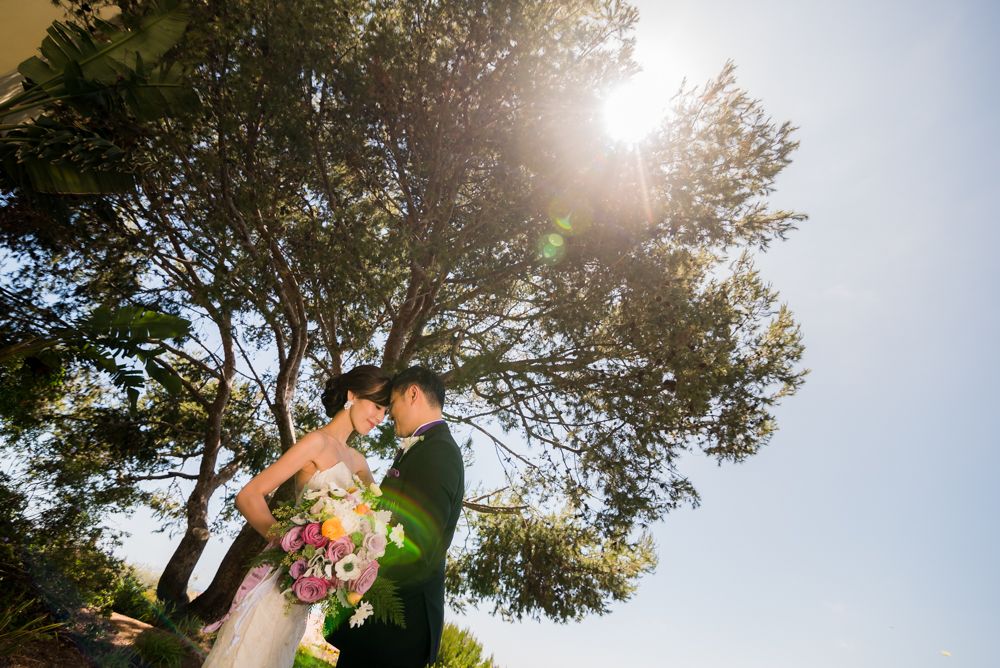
[186,476,296,622]
[186,521,267,623]
[156,314,236,608]
[155,481,214,606]
[155,503,213,607]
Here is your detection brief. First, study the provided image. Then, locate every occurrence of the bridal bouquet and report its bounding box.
[258,475,406,630]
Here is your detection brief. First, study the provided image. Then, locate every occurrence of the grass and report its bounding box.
[294,646,337,668]
[132,628,186,668]
[96,648,137,668]
[0,597,64,657]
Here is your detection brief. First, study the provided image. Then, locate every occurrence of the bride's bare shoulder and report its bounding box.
[340,445,363,466]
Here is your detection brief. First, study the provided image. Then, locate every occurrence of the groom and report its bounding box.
[327,366,465,667]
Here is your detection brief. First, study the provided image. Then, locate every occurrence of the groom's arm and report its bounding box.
[382,438,463,586]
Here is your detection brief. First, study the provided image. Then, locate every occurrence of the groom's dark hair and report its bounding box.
[391,366,446,408]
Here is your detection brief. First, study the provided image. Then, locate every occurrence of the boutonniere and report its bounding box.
[399,434,424,454]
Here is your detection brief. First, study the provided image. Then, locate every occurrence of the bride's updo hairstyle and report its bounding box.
[321,365,392,418]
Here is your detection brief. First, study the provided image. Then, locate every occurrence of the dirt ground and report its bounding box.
[2,611,207,668]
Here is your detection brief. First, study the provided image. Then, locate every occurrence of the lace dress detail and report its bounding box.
[202,461,355,668]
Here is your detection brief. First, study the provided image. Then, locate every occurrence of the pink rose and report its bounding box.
[362,532,387,558]
[291,576,329,603]
[352,560,379,596]
[302,522,329,547]
[289,559,308,579]
[280,525,305,553]
[325,535,354,563]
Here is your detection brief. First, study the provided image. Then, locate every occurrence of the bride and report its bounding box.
[202,365,391,668]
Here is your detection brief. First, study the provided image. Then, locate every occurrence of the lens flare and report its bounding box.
[603,76,667,145]
[539,232,566,262]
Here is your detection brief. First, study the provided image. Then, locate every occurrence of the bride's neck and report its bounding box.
[323,411,354,445]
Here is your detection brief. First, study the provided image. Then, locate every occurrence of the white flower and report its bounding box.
[310,498,327,516]
[374,509,392,524]
[349,601,373,628]
[335,553,362,581]
[399,434,423,453]
[336,508,361,534]
[389,524,405,548]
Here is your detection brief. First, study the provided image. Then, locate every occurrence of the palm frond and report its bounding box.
[0,2,194,194]
[15,2,191,102]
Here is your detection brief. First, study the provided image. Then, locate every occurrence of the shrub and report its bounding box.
[0,473,126,619]
[431,623,499,668]
[132,628,185,668]
[96,648,137,668]
[108,570,155,620]
[0,596,64,657]
[293,647,337,668]
[171,612,207,639]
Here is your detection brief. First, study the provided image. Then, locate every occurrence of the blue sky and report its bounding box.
[27,0,998,665]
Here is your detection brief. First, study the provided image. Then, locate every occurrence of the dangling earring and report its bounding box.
[344,400,353,410]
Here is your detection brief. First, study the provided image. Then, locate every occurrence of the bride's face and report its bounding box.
[348,392,387,435]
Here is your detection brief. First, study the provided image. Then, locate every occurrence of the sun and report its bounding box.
[602,76,667,145]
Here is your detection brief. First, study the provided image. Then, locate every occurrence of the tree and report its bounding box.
[2,0,807,624]
[430,623,498,668]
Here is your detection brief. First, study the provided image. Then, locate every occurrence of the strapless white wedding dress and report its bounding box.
[203,461,355,668]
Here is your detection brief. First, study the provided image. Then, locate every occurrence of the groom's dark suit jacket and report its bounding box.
[328,422,464,667]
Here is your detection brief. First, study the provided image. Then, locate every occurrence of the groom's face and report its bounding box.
[389,385,418,436]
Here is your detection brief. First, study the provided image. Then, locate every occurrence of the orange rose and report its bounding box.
[354,503,371,515]
[346,591,363,606]
[321,517,346,541]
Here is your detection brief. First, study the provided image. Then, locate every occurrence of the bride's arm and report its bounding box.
[235,433,321,538]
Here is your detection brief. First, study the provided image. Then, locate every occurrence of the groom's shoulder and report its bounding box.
[425,423,459,450]
[421,424,462,463]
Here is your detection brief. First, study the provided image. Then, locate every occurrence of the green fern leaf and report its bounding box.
[363,577,406,629]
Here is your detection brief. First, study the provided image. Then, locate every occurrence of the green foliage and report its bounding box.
[67,305,191,407]
[321,575,406,637]
[0,472,126,619]
[0,0,195,194]
[108,570,157,621]
[430,623,498,668]
[108,573,202,636]
[14,3,190,97]
[360,576,406,628]
[0,301,191,411]
[0,353,67,432]
[97,648,137,668]
[131,628,185,668]
[448,501,656,622]
[0,597,64,657]
[0,472,134,664]
[293,647,336,668]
